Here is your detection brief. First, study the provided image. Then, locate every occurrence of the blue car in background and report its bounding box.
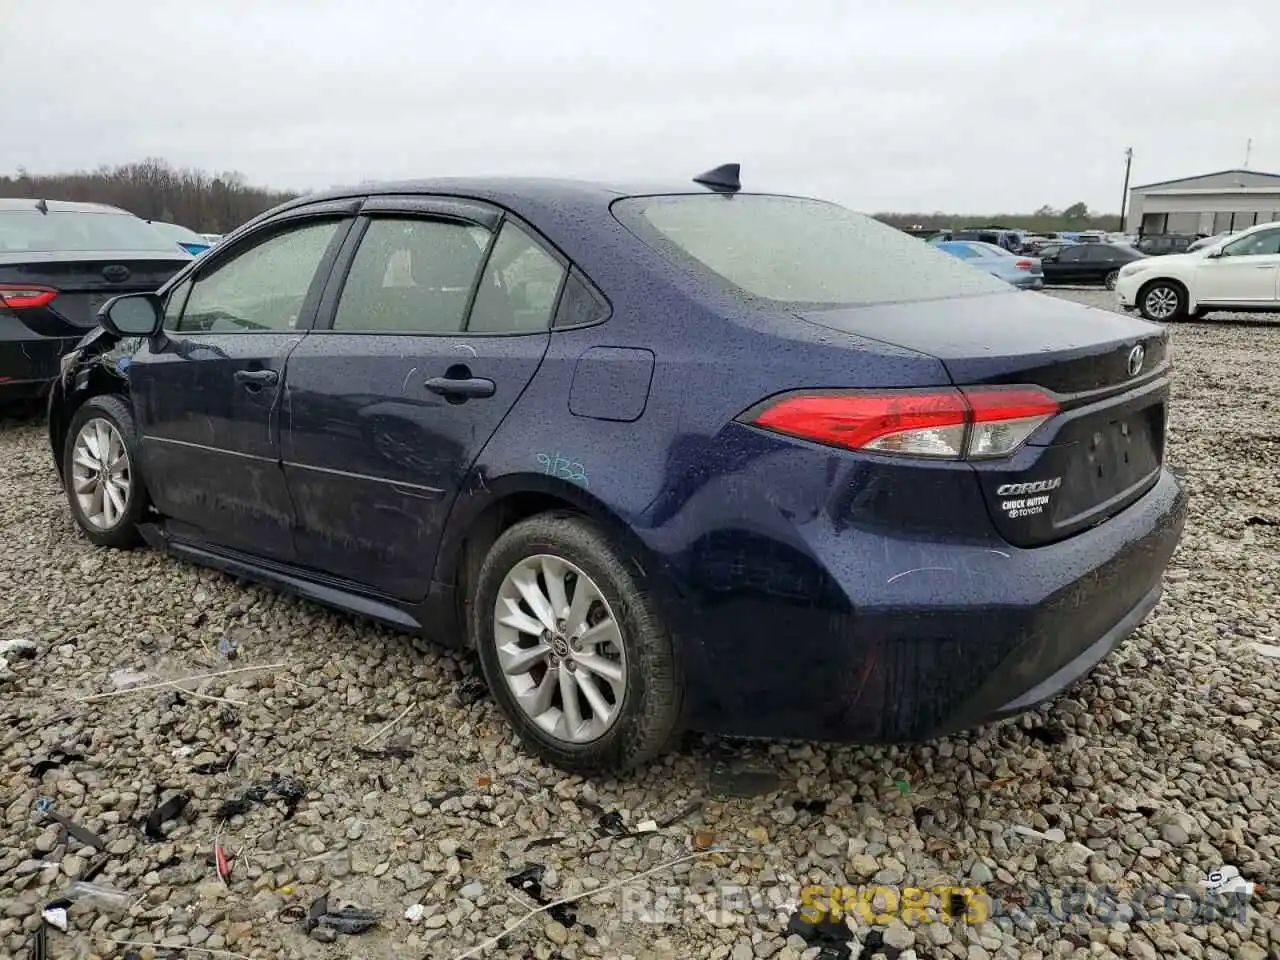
[146,220,213,256]
[46,167,1186,774]
[936,240,1045,289]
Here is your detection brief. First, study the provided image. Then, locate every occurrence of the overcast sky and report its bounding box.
[3,0,1276,214]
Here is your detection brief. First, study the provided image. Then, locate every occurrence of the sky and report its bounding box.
[2,0,1277,214]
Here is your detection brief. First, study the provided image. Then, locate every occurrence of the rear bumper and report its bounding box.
[670,465,1188,744]
[1011,274,1044,290]
[0,325,79,400]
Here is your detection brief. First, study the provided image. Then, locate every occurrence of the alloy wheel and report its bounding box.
[71,418,131,530]
[1105,270,1119,290]
[493,553,627,744]
[1143,286,1180,321]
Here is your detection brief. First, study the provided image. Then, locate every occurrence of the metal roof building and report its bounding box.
[1126,168,1280,236]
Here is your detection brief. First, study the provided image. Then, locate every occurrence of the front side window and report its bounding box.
[613,194,1011,308]
[468,221,566,334]
[333,218,490,334]
[1221,228,1280,257]
[176,219,341,333]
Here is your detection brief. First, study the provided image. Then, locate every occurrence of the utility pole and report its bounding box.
[1244,138,1253,168]
[1118,147,1134,234]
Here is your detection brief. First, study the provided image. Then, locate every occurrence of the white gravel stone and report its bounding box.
[0,290,1277,957]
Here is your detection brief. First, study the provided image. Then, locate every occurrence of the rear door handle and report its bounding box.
[234,369,279,386]
[424,376,495,399]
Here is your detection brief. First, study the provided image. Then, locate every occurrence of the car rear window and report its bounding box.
[612,194,1012,307]
[0,210,176,253]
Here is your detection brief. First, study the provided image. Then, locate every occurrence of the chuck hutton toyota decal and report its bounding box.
[997,476,1062,520]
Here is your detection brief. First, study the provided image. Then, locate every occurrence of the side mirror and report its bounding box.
[1204,249,1223,259]
[100,293,163,337]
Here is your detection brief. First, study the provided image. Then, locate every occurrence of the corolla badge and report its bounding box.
[1127,344,1145,377]
[996,477,1062,496]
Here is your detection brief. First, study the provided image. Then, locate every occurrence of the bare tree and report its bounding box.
[0,159,297,233]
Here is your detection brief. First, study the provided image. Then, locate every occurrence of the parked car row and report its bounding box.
[38,167,1187,773]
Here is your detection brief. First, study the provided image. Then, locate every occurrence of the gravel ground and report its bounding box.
[2,287,1279,960]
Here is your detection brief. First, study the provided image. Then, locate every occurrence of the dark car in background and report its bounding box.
[0,199,190,401]
[47,169,1186,774]
[952,227,1023,253]
[1136,234,1197,257]
[1039,241,1145,289]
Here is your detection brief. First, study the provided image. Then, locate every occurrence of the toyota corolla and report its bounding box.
[47,165,1187,774]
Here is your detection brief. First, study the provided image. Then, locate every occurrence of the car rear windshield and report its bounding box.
[612,194,1012,307]
[0,210,176,253]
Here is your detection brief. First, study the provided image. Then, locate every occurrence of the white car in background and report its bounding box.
[1115,220,1280,322]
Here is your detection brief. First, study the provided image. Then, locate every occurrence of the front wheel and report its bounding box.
[472,512,682,774]
[1138,281,1187,323]
[1104,269,1120,291]
[62,395,148,548]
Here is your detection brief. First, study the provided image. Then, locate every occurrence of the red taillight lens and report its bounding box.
[0,284,57,309]
[1015,259,1034,270]
[745,386,1059,460]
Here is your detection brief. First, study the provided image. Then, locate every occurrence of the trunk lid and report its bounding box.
[800,292,1171,546]
[0,251,189,333]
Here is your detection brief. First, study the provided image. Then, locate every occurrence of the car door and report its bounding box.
[128,201,356,559]
[281,197,566,599]
[1081,243,1119,282]
[1043,245,1083,283]
[1193,226,1280,303]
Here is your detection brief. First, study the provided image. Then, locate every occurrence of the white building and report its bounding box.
[1126,169,1280,237]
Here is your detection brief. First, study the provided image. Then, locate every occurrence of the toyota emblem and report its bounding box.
[102,264,130,283]
[1127,344,1145,378]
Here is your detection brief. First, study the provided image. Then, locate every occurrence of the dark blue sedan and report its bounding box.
[47,166,1187,774]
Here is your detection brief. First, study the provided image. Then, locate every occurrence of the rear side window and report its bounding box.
[333,218,490,334]
[0,210,177,253]
[554,269,609,328]
[468,221,566,334]
[613,195,1011,307]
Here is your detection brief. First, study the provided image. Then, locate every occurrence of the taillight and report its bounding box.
[743,386,1059,460]
[1015,259,1034,270]
[0,284,57,309]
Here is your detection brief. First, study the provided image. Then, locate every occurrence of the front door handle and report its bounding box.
[424,375,495,400]
[234,369,279,387]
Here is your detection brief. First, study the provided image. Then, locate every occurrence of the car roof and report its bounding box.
[0,198,132,215]
[274,177,786,221]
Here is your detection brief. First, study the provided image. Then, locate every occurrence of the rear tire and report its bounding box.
[62,395,148,548]
[472,512,682,774]
[1104,269,1120,291]
[1137,280,1187,323]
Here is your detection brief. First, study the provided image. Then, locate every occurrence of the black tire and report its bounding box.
[1137,280,1187,323]
[62,394,148,548]
[472,512,682,774]
[1104,269,1120,291]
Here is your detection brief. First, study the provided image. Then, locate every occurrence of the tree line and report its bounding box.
[874,202,1120,234]
[4,159,1122,236]
[0,159,298,233]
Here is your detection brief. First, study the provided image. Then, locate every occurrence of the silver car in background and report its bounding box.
[934,240,1044,290]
